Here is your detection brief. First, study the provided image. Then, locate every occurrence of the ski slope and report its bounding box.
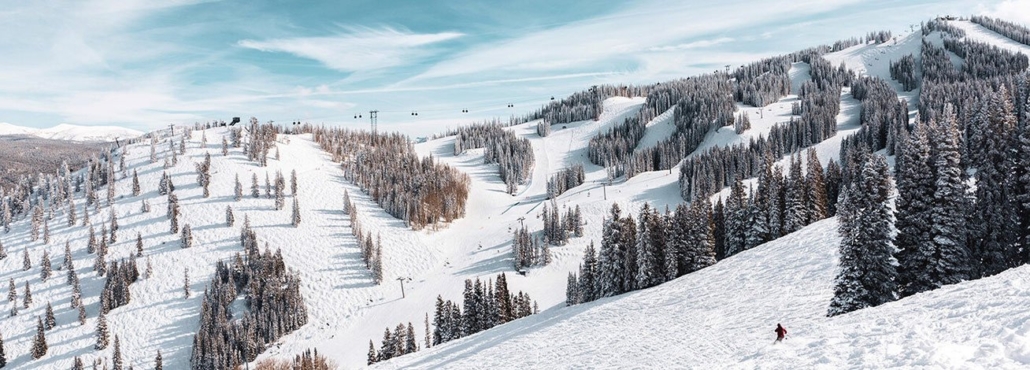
[378,217,1030,369]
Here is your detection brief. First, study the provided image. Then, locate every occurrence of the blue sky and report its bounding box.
[0,0,1026,136]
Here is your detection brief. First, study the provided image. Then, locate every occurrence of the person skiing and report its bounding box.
[774,323,787,343]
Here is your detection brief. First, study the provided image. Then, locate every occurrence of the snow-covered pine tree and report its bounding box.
[31,317,46,359]
[77,304,86,325]
[292,197,301,227]
[291,169,298,196]
[95,311,109,349]
[169,195,179,235]
[578,242,598,303]
[155,350,163,370]
[971,87,1019,277]
[634,204,663,289]
[783,154,809,233]
[40,250,51,281]
[42,219,50,245]
[181,224,192,249]
[251,173,260,198]
[131,170,140,196]
[566,272,579,306]
[806,149,829,222]
[724,177,748,257]
[597,203,626,297]
[928,104,972,288]
[685,197,717,273]
[0,330,6,367]
[44,302,55,330]
[1015,89,1030,265]
[22,249,30,271]
[828,155,897,316]
[134,232,143,257]
[67,200,77,227]
[112,335,122,370]
[373,243,383,285]
[183,268,190,299]
[109,211,118,243]
[234,174,243,201]
[226,205,235,227]
[367,340,378,365]
[6,279,13,302]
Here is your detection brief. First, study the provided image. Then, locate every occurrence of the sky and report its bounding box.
[0,0,1027,137]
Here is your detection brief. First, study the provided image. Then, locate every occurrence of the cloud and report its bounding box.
[238,27,464,72]
[648,37,735,52]
[404,0,863,83]
[979,0,1030,24]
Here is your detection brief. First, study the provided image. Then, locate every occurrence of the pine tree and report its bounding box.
[155,350,163,370]
[292,197,301,227]
[22,249,30,271]
[806,149,829,222]
[566,272,579,306]
[251,173,260,198]
[373,245,383,285]
[95,311,109,350]
[109,211,118,243]
[183,268,190,299]
[112,335,122,370]
[928,105,972,288]
[226,205,235,227]
[68,200,77,227]
[131,170,140,196]
[829,155,897,316]
[634,204,663,289]
[169,195,179,235]
[145,257,153,279]
[181,224,192,248]
[64,241,73,270]
[0,330,6,368]
[783,154,809,233]
[22,281,31,308]
[406,322,418,354]
[43,219,50,244]
[0,240,5,260]
[234,174,243,201]
[31,317,47,359]
[135,232,144,257]
[724,177,748,257]
[6,279,13,303]
[40,250,51,281]
[44,302,55,330]
[971,87,1019,277]
[78,304,86,325]
[1015,90,1030,265]
[424,313,431,349]
[291,169,298,196]
[367,340,378,365]
[597,203,626,297]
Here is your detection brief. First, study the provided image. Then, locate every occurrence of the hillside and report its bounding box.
[0,123,142,142]
[0,17,1028,370]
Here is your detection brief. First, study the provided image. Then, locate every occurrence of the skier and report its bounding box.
[774,323,787,343]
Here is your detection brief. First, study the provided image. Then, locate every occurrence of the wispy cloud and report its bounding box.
[404,0,863,83]
[238,27,463,73]
[980,0,1030,24]
[648,37,735,52]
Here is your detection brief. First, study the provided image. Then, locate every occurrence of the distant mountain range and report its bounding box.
[0,122,142,142]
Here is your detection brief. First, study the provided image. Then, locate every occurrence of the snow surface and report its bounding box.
[379,217,1030,369]
[0,123,142,142]
[2,17,1029,370]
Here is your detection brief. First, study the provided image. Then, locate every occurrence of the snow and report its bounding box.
[0,123,142,142]
[950,20,1030,57]
[2,17,1029,370]
[380,216,1030,369]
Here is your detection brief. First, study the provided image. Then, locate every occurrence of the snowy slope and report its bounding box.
[0,123,142,142]
[2,16,1029,370]
[378,217,1030,369]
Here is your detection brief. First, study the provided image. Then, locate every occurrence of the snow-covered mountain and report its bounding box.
[0,18,1028,370]
[0,123,142,142]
